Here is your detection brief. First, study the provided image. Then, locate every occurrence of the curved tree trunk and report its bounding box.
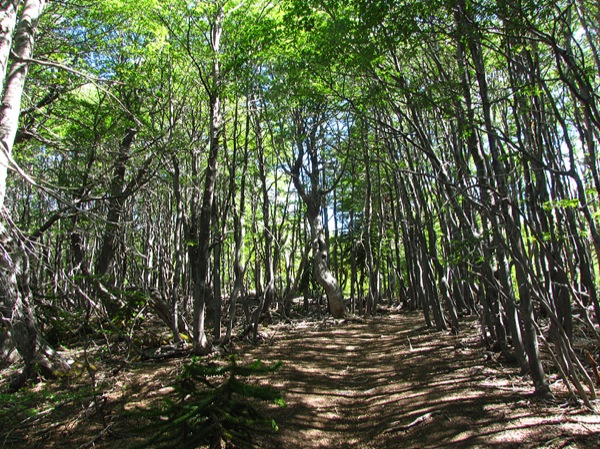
[309,213,345,318]
[290,108,345,319]
[1,221,68,389]
[0,0,45,208]
[462,6,549,395]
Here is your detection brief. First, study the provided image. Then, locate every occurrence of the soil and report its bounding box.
[1,309,599,448]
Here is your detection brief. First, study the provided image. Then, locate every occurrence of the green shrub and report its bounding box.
[140,355,284,449]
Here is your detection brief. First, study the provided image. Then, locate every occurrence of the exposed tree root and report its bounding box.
[383,410,442,433]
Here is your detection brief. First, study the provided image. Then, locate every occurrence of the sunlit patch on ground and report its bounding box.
[1,310,599,448]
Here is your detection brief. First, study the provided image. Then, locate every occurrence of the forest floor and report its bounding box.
[1,309,600,448]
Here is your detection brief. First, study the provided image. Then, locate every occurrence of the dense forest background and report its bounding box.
[1,0,600,411]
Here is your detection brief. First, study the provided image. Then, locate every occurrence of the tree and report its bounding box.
[0,0,70,389]
[0,0,45,207]
[2,0,599,405]
[289,106,345,318]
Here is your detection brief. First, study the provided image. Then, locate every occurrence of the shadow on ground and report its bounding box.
[1,311,599,448]
[248,311,600,449]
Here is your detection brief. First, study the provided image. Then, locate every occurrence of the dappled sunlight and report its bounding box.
[2,311,597,448]
[248,312,600,449]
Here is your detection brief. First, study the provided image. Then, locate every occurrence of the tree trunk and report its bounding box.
[289,108,345,318]
[362,151,376,316]
[308,212,345,318]
[191,5,224,354]
[95,127,137,280]
[224,98,249,342]
[211,197,222,341]
[0,1,19,94]
[255,114,276,336]
[170,156,184,343]
[0,0,45,208]
[0,0,68,389]
[462,5,550,395]
[1,220,68,389]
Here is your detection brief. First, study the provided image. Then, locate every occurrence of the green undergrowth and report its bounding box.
[136,355,285,449]
[0,383,94,422]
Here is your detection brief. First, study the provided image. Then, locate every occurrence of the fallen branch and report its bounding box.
[141,345,190,360]
[77,423,114,449]
[384,410,442,433]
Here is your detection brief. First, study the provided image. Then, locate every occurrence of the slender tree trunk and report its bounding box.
[211,197,222,341]
[0,0,45,208]
[225,98,248,342]
[170,156,184,343]
[1,218,69,389]
[462,4,549,395]
[349,165,357,313]
[362,151,375,316]
[225,178,245,342]
[192,5,224,354]
[0,0,68,389]
[255,115,276,336]
[95,127,137,280]
[452,17,529,369]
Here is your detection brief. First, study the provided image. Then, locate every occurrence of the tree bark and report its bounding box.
[362,150,376,316]
[170,156,184,343]
[290,108,345,319]
[191,4,224,354]
[255,113,276,336]
[461,3,549,395]
[0,0,45,209]
[0,1,19,93]
[94,127,137,280]
[309,211,345,318]
[1,220,68,389]
[0,0,68,389]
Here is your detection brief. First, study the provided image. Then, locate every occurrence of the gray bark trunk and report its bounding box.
[191,5,224,354]
[309,212,345,318]
[254,115,276,337]
[0,1,67,390]
[94,127,137,280]
[290,109,345,318]
[0,0,45,209]
[464,17,549,395]
[0,1,19,92]
[1,220,68,389]
[170,156,183,343]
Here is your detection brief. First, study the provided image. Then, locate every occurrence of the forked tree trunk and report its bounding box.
[290,108,345,319]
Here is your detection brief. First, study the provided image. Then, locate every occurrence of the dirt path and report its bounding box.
[1,310,599,448]
[248,311,600,449]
